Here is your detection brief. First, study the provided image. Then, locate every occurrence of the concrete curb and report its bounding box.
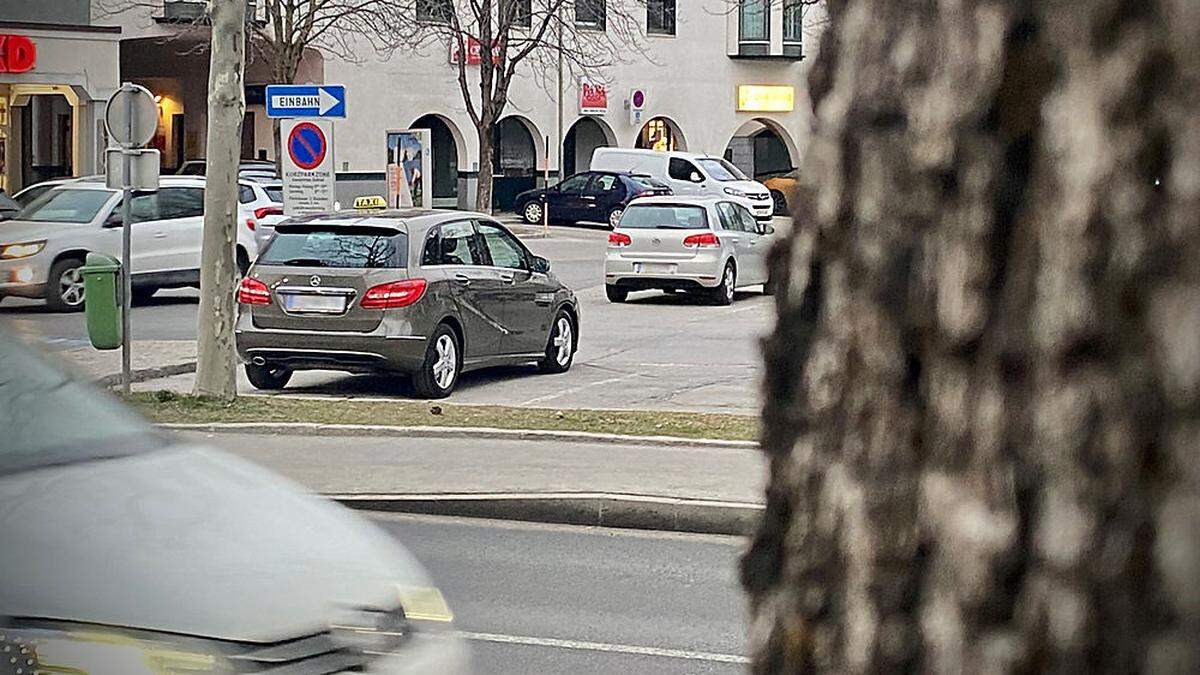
[160,422,759,450]
[329,492,763,536]
[96,362,197,388]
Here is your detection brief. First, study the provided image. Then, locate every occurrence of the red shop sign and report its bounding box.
[579,78,607,115]
[0,35,36,73]
[449,36,502,66]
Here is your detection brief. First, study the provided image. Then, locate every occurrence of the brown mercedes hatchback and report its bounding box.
[235,209,579,398]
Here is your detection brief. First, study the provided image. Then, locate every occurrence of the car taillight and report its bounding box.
[608,232,632,247]
[237,277,271,305]
[361,279,428,309]
[255,206,283,219]
[682,232,720,248]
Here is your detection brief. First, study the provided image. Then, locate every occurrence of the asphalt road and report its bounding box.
[3,220,780,413]
[373,513,749,674]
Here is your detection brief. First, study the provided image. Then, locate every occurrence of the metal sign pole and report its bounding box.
[120,85,134,395]
[543,135,550,236]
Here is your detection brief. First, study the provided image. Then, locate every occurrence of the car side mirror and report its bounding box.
[531,256,551,274]
[760,224,775,235]
[689,172,703,183]
[104,212,123,228]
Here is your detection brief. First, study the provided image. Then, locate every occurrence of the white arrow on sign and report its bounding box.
[269,87,341,115]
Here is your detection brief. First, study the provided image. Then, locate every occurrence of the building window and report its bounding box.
[576,0,606,31]
[647,0,675,35]
[783,0,803,43]
[738,0,769,42]
[417,0,453,23]
[504,0,531,28]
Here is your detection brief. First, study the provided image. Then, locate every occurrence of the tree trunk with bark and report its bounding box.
[743,0,1200,672]
[194,0,247,401]
[475,114,496,214]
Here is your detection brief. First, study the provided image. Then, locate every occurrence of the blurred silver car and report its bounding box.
[604,196,775,305]
[0,331,469,673]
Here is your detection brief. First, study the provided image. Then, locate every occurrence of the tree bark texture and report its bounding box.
[194,0,247,400]
[743,0,1200,672]
[475,115,496,214]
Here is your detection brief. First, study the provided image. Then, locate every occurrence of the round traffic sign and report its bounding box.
[105,83,158,147]
[632,89,645,108]
[287,122,327,170]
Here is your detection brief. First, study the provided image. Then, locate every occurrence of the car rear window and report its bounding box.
[259,225,407,268]
[18,188,113,223]
[618,204,709,230]
[263,185,284,202]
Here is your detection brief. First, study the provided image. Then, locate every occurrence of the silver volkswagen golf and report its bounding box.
[604,196,775,305]
[236,209,579,398]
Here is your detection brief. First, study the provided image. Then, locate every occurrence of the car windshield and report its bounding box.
[627,176,670,191]
[619,204,710,229]
[260,225,407,268]
[696,158,749,182]
[0,332,164,476]
[17,188,113,223]
[263,185,284,202]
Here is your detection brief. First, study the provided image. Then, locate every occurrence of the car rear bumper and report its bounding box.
[603,255,723,289]
[235,314,429,374]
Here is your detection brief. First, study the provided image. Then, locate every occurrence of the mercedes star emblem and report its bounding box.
[309,275,321,287]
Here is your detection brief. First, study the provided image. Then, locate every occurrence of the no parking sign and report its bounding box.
[281,118,335,215]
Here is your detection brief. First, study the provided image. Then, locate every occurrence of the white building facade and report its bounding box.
[84,0,819,211]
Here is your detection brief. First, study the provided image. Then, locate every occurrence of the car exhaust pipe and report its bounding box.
[251,356,266,366]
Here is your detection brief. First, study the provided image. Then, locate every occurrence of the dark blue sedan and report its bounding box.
[514,171,671,229]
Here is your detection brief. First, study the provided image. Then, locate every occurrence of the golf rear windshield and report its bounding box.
[619,205,709,229]
[260,226,407,268]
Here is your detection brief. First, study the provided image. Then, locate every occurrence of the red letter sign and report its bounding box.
[0,35,37,73]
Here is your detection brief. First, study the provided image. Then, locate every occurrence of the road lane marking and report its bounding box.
[517,373,640,406]
[454,630,751,664]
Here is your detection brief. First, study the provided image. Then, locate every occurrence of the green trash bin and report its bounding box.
[82,252,122,350]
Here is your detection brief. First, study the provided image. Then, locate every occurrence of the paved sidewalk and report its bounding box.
[179,430,766,505]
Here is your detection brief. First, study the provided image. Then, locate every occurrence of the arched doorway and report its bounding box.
[492,115,540,211]
[409,113,465,207]
[724,118,799,178]
[724,117,801,213]
[635,116,686,152]
[563,116,616,175]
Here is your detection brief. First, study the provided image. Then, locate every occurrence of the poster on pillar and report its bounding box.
[385,129,431,209]
[579,78,608,116]
[281,118,335,216]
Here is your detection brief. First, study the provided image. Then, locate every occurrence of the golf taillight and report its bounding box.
[237,277,271,305]
[255,206,283,219]
[608,232,632,247]
[682,232,720,248]
[361,278,428,309]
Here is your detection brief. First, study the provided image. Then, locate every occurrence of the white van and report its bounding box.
[590,148,774,221]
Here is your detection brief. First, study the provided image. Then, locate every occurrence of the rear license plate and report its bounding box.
[281,293,347,314]
[635,263,677,274]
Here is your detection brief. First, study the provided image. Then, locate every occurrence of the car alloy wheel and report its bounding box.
[724,266,736,303]
[59,265,85,308]
[432,333,458,390]
[540,311,576,373]
[553,316,572,366]
[607,207,623,229]
[523,201,543,224]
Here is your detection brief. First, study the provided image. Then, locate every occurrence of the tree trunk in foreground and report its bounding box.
[475,114,496,214]
[194,0,247,400]
[743,0,1200,672]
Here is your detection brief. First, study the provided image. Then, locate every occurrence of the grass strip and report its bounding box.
[125,391,760,442]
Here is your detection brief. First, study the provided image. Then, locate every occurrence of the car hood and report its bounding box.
[0,219,90,242]
[724,180,770,196]
[0,444,433,642]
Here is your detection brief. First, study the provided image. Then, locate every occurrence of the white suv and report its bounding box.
[0,176,258,311]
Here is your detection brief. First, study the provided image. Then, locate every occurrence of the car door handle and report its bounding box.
[454,273,471,286]
[154,232,168,239]
[498,272,515,284]
[582,196,596,201]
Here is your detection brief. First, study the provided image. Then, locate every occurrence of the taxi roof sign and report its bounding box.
[354,195,388,210]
